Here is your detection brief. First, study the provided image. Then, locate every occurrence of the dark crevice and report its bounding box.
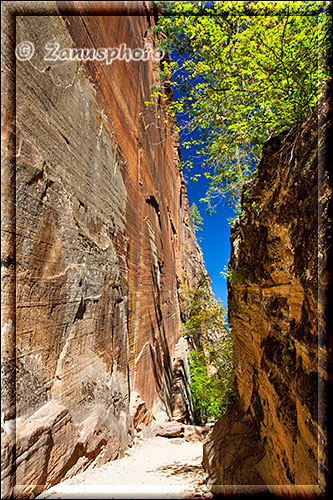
[61,133,70,145]
[146,195,162,230]
[41,179,54,200]
[27,169,43,186]
[74,298,86,322]
[1,255,15,269]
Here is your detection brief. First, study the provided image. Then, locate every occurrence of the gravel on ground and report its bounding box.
[37,436,213,499]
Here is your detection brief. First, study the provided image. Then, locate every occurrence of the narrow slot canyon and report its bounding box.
[1,2,331,499]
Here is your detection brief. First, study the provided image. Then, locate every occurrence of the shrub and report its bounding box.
[189,334,234,424]
[179,272,235,424]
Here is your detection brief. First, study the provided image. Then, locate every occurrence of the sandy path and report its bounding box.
[37,436,213,499]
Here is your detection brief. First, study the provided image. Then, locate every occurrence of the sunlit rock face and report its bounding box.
[203,93,331,497]
[1,2,205,497]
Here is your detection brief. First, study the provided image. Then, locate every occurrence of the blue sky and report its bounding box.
[181,146,235,307]
[170,54,235,308]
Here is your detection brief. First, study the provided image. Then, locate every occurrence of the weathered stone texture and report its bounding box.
[203,94,331,497]
[1,2,205,497]
[170,337,193,423]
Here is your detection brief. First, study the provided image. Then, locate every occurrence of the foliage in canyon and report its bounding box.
[179,273,234,423]
[190,202,204,232]
[150,0,331,211]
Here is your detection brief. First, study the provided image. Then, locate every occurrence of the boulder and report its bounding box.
[129,392,153,429]
[151,420,184,438]
[184,424,212,442]
[77,404,124,467]
[14,400,78,498]
[1,423,15,498]
[136,422,156,439]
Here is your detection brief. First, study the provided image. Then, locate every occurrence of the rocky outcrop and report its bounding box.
[129,391,154,430]
[136,420,212,442]
[203,93,331,497]
[1,2,205,497]
[2,400,134,499]
[170,337,194,423]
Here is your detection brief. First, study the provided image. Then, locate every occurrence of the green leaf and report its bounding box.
[151,0,330,211]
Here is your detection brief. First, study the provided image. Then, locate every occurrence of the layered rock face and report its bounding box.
[203,95,331,496]
[1,2,205,497]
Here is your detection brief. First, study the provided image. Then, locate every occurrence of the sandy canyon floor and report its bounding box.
[37,436,213,499]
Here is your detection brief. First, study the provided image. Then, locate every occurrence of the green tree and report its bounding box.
[189,333,234,423]
[190,202,204,232]
[150,0,331,212]
[179,272,234,423]
[179,272,224,345]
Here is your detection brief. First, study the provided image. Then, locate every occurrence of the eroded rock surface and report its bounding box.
[1,2,206,497]
[203,94,331,496]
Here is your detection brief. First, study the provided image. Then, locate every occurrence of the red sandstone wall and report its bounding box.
[1,2,205,497]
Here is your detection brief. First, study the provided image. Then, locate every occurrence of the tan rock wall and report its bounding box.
[203,94,331,497]
[1,2,205,497]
